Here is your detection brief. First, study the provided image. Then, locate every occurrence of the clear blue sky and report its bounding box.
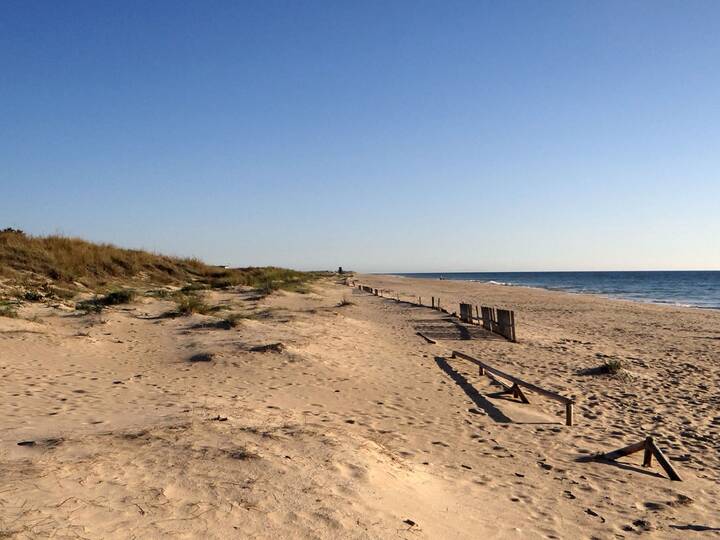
[2,1,719,272]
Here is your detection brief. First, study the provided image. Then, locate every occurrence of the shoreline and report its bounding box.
[376,272,720,311]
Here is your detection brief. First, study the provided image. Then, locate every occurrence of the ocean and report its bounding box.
[392,271,720,309]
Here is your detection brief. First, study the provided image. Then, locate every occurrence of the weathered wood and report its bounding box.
[514,383,531,404]
[461,303,470,323]
[600,437,682,481]
[601,440,647,461]
[481,306,495,331]
[565,402,574,426]
[417,332,437,344]
[643,437,653,467]
[648,438,682,481]
[451,351,573,405]
[451,350,573,425]
[496,308,516,342]
[487,372,513,392]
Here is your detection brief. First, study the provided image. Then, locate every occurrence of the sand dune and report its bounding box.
[1,276,718,538]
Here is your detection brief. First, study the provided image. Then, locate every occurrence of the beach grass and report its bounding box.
[0,229,320,295]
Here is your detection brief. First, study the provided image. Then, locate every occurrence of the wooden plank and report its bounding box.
[601,440,646,461]
[417,332,437,344]
[648,438,683,481]
[450,351,573,405]
[514,384,531,404]
[496,308,516,342]
[481,306,495,331]
[486,372,513,392]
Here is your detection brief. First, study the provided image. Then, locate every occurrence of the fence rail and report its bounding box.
[352,283,517,342]
[450,350,574,426]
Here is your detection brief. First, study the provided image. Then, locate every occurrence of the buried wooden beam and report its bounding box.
[600,436,682,481]
[416,332,437,344]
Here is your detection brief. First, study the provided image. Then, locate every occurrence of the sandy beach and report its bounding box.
[1,274,719,538]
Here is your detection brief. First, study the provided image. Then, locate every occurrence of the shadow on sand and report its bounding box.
[434,356,513,423]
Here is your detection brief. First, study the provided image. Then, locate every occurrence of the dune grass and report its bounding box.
[76,289,137,312]
[0,230,320,296]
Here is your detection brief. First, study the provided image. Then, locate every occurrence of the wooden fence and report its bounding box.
[353,283,517,342]
[451,350,574,426]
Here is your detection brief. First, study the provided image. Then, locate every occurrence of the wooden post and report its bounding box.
[432,296,435,309]
[565,402,574,426]
[475,305,480,325]
[419,297,422,305]
[643,437,653,467]
[648,438,682,481]
[600,436,682,481]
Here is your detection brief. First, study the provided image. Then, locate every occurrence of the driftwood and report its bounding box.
[599,436,682,481]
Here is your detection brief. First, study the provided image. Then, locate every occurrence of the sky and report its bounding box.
[1,1,719,272]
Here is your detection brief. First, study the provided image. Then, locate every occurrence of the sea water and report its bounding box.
[392,271,720,309]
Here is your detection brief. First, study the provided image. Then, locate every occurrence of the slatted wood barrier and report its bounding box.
[475,305,516,341]
[495,308,516,342]
[450,351,575,426]
[480,306,495,331]
[599,436,682,481]
[353,283,518,342]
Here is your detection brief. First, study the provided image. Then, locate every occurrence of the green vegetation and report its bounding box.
[174,294,210,316]
[173,293,215,316]
[23,290,43,302]
[0,303,19,318]
[602,358,623,375]
[76,289,136,312]
[222,312,247,327]
[0,229,319,297]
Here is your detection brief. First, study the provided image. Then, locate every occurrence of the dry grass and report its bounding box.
[76,289,137,312]
[174,294,214,316]
[0,230,320,294]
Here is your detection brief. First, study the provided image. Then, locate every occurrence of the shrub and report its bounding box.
[145,289,172,298]
[75,289,135,312]
[23,290,43,302]
[0,305,19,318]
[174,294,213,316]
[602,359,623,375]
[102,289,136,305]
[337,297,354,307]
[181,283,209,293]
[223,313,248,327]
